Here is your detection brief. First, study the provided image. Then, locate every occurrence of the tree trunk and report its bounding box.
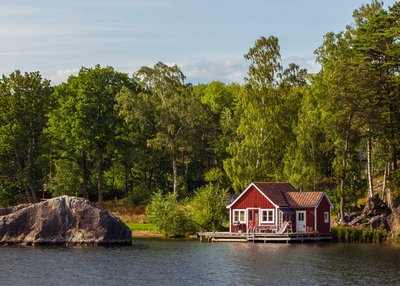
[97,151,104,206]
[124,163,129,198]
[339,131,350,223]
[28,183,38,203]
[183,153,189,193]
[367,136,374,198]
[172,157,178,196]
[82,151,89,200]
[382,161,389,203]
[24,187,32,203]
[392,144,398,170]
[15,148,37,203]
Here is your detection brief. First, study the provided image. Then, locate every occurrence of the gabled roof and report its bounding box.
[284,192,325,207]
[227,182,333,209]
[253,182,297,207]
[227,182,297,208]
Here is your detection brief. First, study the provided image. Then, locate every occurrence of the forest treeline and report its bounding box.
[0,1,399,220]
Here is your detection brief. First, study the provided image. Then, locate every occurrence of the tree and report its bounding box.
[351,1,400,198]
[117,62,202,195]
[315,30,365,221]
[283,80,333,191]
[224,36,307,192]
[0,71,52,203]
[47,65,134,204]
[192,81,241,188]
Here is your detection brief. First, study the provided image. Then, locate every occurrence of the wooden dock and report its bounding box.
[198,232,332,243]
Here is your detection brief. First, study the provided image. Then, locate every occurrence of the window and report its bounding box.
[261,209,274,223]
[233,210,246,223]
[298,212,305,221]
[324,212,330,223]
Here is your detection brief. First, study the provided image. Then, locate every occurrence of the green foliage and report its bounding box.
[188,184,229,231]
[284,81,333,191]
[332,226,388,243]
[46,159,82,197]
[0,70,52,203]
[127,183,153,206]
[145,192,193,237]
[0,182,24,208]
[46,65,134,203]
[224,36,307,192]
[117,62,205,195]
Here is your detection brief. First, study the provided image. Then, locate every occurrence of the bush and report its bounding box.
[128,183,152,206]
[189,183,229,232]
[145,192,193,237]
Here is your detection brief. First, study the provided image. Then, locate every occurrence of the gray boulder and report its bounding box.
[348,195,390,229]
[0,196,132,246]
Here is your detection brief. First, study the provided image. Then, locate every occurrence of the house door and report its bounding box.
[247,209,259,232]
[296,211,306,233]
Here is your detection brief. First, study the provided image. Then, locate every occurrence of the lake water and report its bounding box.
[1,240,400,286]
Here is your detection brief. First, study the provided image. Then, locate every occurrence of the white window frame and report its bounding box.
[324,212,330,223]
[260,209,274,223]
[233,209,246,224]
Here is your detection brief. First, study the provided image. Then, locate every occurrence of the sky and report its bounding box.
[0,0,397,85]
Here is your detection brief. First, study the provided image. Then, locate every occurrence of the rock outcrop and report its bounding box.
[0,196,132,246]
[346,195,390,230]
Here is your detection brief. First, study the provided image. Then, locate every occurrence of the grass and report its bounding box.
[332,226,389,243]
[126,223,158,232]
[104,198,146,223]
[104,199,163,237]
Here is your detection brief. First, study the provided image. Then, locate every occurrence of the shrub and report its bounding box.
[189,184,229,232]
[145,192,193,237]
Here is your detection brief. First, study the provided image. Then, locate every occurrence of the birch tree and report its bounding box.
[224,36,306,192]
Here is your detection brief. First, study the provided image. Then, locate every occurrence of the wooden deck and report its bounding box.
[198,232,332,243]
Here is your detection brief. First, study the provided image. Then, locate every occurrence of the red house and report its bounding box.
[226,182,332,234]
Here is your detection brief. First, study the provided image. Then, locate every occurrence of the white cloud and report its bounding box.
[43,68,80,85]
[41,55,322,86]
[182,61,248,84]
[180,55,322,85]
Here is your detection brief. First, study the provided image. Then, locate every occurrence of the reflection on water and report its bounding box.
[0,241,399,285]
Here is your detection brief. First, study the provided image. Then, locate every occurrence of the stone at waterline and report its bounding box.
[0,196,132,246]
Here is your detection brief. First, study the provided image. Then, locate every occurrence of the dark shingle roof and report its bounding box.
[253,182,297,207]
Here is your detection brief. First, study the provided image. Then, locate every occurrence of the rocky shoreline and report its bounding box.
[340,195,400,237]
[0,196,132,246]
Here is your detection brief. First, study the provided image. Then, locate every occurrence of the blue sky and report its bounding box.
[0,0,397,84]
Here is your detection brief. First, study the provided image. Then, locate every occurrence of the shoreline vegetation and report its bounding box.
[127,223,398,242]
[331,226,394,243]
[129,225,399,243]
[106,200,399,243]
